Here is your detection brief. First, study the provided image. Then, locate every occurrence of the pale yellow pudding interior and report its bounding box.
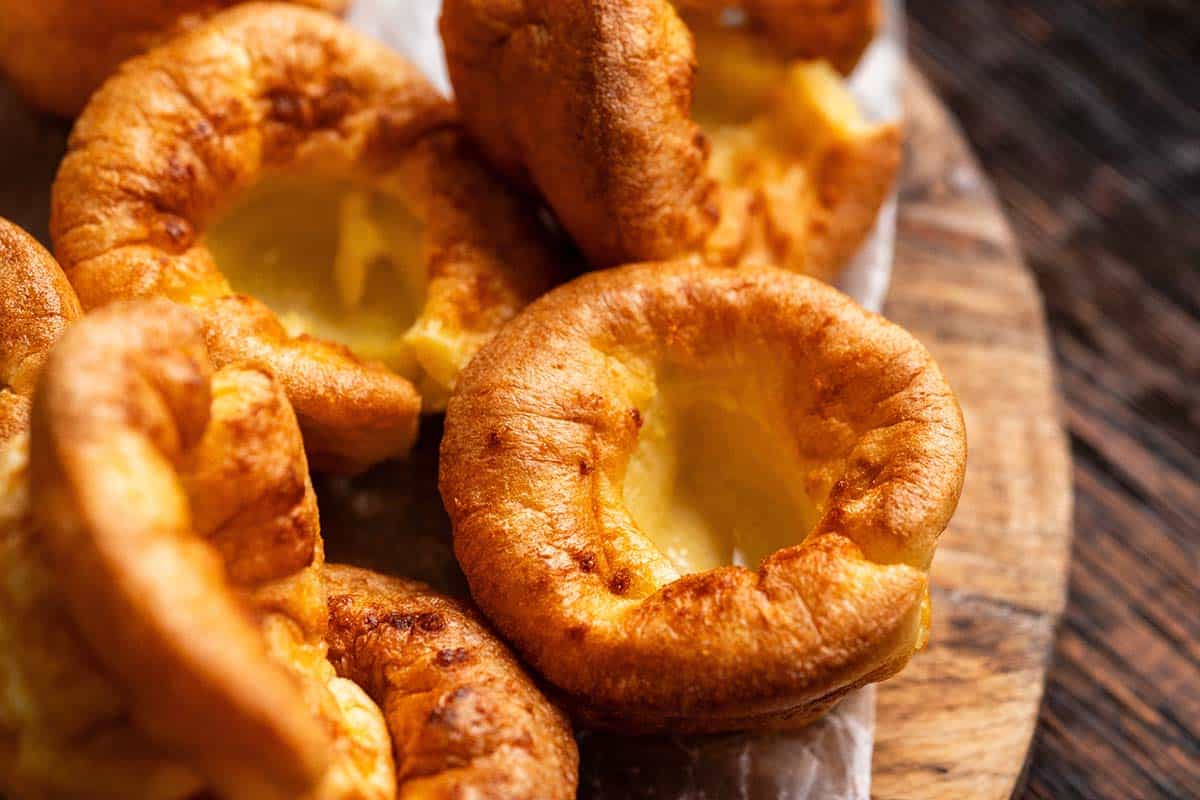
[687,15,872,266]
[689,16,868,153]
[619,19,880,572]
[623,372,825,575]
[206,174,428,380]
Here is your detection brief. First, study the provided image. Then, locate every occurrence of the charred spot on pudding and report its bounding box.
[387,612,416,631]
[264,78,354,130]
[608,569,631,595]
[328,593,353,614]
[428,686,476,727]
[192,118,216,140]
[165,156,195,183]
[266,88,304,123]
[417,612,446,633]
[160,215,194,250]
[576,552,597,573]
[435,647,472,667]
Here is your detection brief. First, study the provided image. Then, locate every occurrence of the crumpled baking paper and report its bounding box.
[343,3,904,799]
[0,2,903,797]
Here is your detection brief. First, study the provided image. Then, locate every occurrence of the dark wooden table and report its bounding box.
[906,2,1198,798]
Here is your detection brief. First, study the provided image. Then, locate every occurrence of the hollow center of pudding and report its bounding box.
[688,16,866,174]
[206,174,426,374]
[622,374,824,575]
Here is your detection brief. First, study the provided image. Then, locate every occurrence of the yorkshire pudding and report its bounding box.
[0,0,347,117]
[324,565,579,799]
[0,221,200,798]
[674,0,881,74]
[0,289,576,797]
[441,0,900,281]
[0,219,81,443]
[440,261,966,733]
[23,299,395,799]
[51,3,561,472]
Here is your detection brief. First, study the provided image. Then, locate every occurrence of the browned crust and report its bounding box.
[761,123,903,283]
[0,394,30,450]
[0,0,348,117]
[676,0,881,73]
[403,126,564,351]
[0,218,81,442]
[49,3,440,471]
[50,3,559,472]
[441,0,718,268]
[806,125,903,275]
[440,0,898,277]
[28,299,332,798]
[323,564,579,800]
[199,294,423,475]
[439,261,966,733]
[0,225,200,798]
[379,124,566,409]
[3,295,399,798]
[0,481,205,800]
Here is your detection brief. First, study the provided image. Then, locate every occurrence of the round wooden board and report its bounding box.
[871,70,1074,799]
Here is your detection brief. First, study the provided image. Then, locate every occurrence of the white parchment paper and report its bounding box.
[343,2,904,799]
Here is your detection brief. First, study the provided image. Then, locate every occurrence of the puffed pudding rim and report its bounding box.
[0,0,348,117]
[674,0,881,74]
[440,0,901,278]
[7,293,578,799]
[28,299,338,795]
[0,218,82,443]
[440,259,966,733]
[50,2,561,474]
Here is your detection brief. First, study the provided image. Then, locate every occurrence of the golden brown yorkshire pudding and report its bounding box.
[0,222,202,799]
[324,565,579,800]
[440,261,966,733]
[21,298,398,799]
[1,417,207,799]
[51,3,561,473]
[673,0,881,74]
[1,295,577,798]
[441,0,900,281]
[0,0,348,117]
[0,219,81,443]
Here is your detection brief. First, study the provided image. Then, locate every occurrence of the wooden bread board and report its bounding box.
[870,70,1074,799]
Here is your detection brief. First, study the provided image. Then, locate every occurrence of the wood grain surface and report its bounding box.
[907,2,1199,798]
[868,71,1073,800]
